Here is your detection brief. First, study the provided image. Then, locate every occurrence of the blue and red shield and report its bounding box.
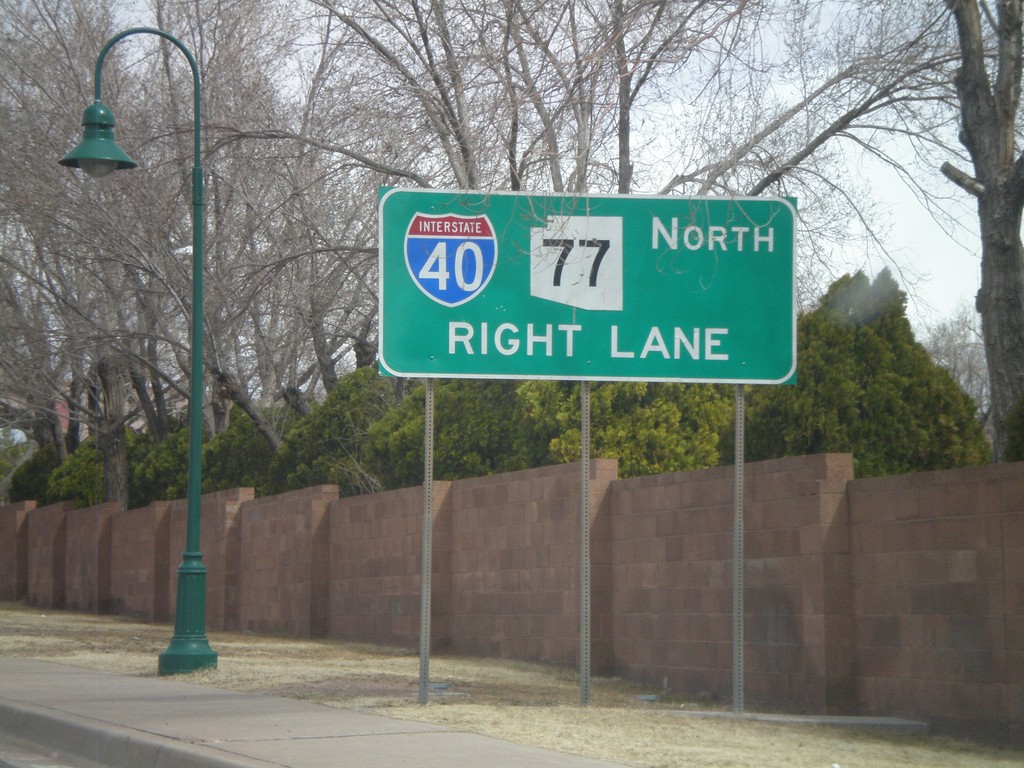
[405,213,497,307]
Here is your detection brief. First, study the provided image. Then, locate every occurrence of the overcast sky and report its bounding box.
[851,150,981,335]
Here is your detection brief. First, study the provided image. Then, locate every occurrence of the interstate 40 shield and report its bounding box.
[379,189,796,384]
[405,213,497,307]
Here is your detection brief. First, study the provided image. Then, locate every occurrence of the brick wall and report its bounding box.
[323,461,618,663]
[110,501,171,621]
[327,483,450,647]
[2,455,1022,742]
[744,454,856,713]
[65,502,117,613]
[848,463,1024,742]
[237,486,336,637]
[610,463,733,702]
[608,454,855,710]
[25,501,73,608]
[445,460,618,666]
[0,500,33,601]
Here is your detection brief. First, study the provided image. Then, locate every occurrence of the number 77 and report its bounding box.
[544,238,610,287]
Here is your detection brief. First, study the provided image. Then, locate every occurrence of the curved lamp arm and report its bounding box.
[94,28,202,173]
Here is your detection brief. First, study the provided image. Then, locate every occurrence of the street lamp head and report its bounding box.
[59,101,137,178]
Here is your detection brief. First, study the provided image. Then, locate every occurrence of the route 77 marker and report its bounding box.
[379,189,796,385]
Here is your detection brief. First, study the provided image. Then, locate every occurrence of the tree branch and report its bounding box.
[208,126,433,188]
[941,160,987,195]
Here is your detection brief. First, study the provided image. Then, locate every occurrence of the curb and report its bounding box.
[0,700,269,768]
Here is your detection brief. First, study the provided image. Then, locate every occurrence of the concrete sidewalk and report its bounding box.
[0,658,628,768]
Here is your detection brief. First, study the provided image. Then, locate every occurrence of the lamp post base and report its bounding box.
[158,637,218,675]
[158,555,218,675]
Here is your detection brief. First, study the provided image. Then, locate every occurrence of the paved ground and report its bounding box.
[0,657,630,768]
[0,730,96,768]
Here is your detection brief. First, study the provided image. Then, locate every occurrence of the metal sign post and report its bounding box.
[418,380,435,705]
[579,381,592,706]
[732,384,745,713]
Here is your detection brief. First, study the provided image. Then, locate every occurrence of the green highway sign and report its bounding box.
[379,189,796,383]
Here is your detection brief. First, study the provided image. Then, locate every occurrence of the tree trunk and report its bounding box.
[96,357,128,510]
[129,364,166,442]
[311,318,339,391]
[211,394,230,436]
[282,386,311,416]
[613,0,632,195]
[211,366,281,450]
[64,373,84,458]
[945,0,1024,458]
[975,192,1024,456]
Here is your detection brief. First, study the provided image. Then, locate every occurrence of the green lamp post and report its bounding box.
[60,28,216,675]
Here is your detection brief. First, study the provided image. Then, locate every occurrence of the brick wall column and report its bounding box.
[110,501,171,621]
[0,501,35,601]
[237,485,336,637]
[26,501,74,608]
[328,483,451,649]
[589,458,619,672]
[65,502,118,613]
[796,474,854,713]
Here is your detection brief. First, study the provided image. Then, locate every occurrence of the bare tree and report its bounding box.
[609,0,753,194]
[7,0,1017,509]
[0,0,148,507]
[941,0,1024,458]
[1,0,354,497]
[923,300,990,420]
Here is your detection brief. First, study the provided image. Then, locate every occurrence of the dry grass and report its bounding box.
[1,603,1020,768]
